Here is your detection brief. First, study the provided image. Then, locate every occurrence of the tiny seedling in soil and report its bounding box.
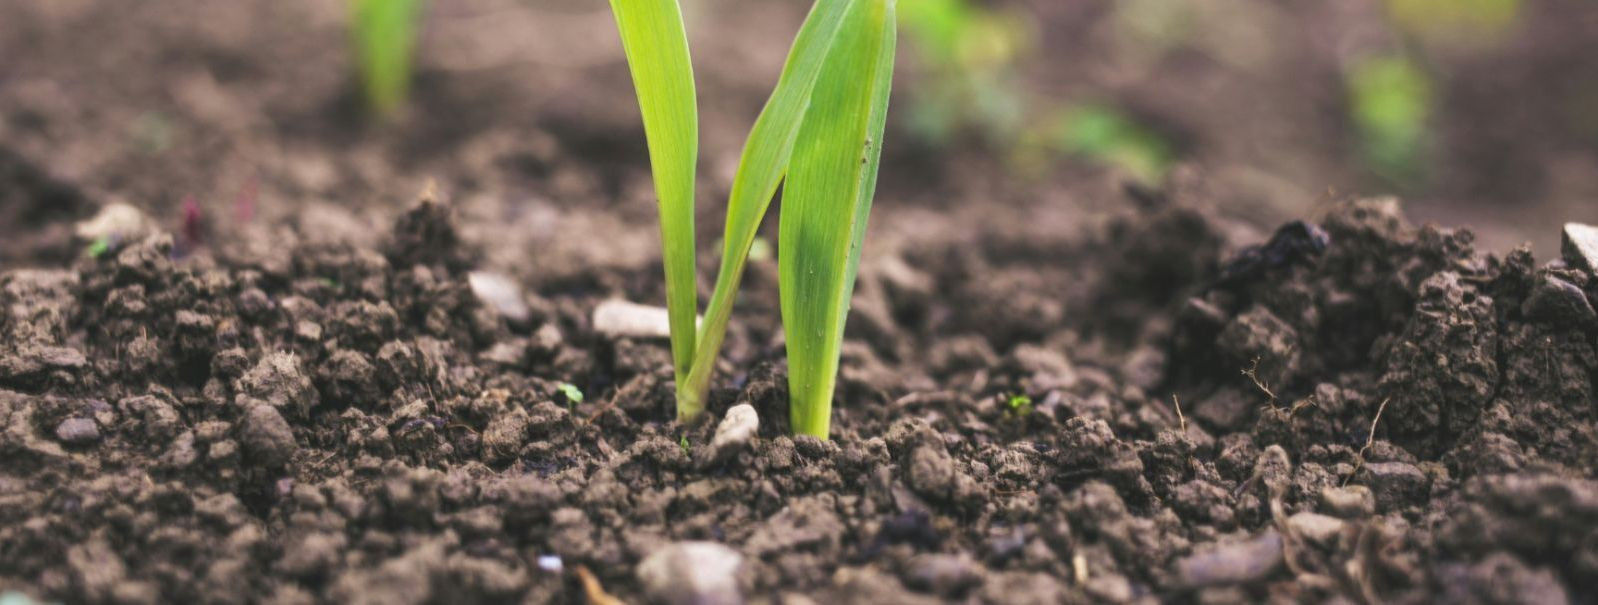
[678,434,690,455]
[351,0,423,117]
[1005,393,1033,416]
[85,236,111,259]
[608,0,897,438]
[558,383,584,409]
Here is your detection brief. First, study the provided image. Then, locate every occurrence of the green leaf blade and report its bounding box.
[779,0,897,439]
[607,0,701,418]
[680,0,859,411]
[352,0,423,116]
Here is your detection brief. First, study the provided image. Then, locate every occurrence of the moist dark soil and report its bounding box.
[6,1,1598,604]
[3,188,1597,604]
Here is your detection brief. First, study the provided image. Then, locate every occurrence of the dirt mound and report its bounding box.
[0,193,1594,604]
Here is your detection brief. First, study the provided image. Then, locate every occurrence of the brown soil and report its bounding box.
[3,1,1598,604]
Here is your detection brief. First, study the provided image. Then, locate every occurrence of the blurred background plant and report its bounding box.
[1346,54,1432,186]
[351,0,424,117]
[898,0,1178,185]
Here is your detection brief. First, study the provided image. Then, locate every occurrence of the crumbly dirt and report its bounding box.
[1,189,1596,604]
[5,1,1598,603]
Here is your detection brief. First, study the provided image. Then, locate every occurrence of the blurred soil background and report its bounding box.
[1,0,1595,265]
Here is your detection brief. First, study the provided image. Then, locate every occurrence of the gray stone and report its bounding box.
[1285,512,1346,546]
[1521,276,1597,328]
[702,404,758,466]
[904,553,981,596]
[591,299,674,339]
[467,271,529,322]
[637,541,744,605]
[1176,530,1284,588]
[1562,222,1598,272]
[75,202,154,242]
[1320,485,1375,518]
[54,417,99,444]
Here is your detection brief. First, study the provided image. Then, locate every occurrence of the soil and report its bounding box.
[4,1,1598,604]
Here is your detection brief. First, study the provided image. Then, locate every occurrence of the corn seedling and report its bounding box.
[1347,54,1431,184]
[351,0,423,116]
[608,0,897,437]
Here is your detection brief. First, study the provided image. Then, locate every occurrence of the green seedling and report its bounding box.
[85,236,111,259]
[609,0,897,437]
[1005,393,1033,416]
[678,434,690,455]
[898,0,1027,145]
[1347,54,1431,184]
[351,0,423,117]
[558,383,585,408]
[1053,104,1173,185]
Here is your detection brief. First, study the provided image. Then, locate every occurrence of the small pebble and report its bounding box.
[1176,529,1284,588]
[1521,276,1597,328]
[1320,485,1376,518]
[702,404,759,466]
[1285,512,1346,546]
[75,202,153,242]
[467,271,530,323]
[637,541,744,605]
[904,553,981,596]
[536,555,563,573]
[1562,222,1598,272]
[592,299,677,339]
[54,418,99,445]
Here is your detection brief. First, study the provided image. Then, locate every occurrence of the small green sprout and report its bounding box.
[897,0,1027,145]
[85,236,111,259]
[351,0,423,117]
[1053,104,1173,185]
[679,434,690,454]
[1347,54,1432,183]
[558,383,585,408]
[1005,393,1033,416]
[609,0,897,438]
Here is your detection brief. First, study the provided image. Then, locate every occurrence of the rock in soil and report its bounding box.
[701,403,759,467]
[637,541,745,605]
[53,417,98,444]
[1562,222,1598,272]
[591,298,675,339]
[1320,485,1376,518]
[1176,530,1285,588]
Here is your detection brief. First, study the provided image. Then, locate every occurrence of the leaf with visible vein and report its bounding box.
[607,0,700,418]
[779,0,897,439]
[679,0,858,413]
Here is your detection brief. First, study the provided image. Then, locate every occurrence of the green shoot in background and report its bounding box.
[898,0,1026,145]
[1386,0,1521,48]
[1051,104,1174,185]
[351,0,423,117]
[608,0,897,437]
[1347,54,1432,184]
